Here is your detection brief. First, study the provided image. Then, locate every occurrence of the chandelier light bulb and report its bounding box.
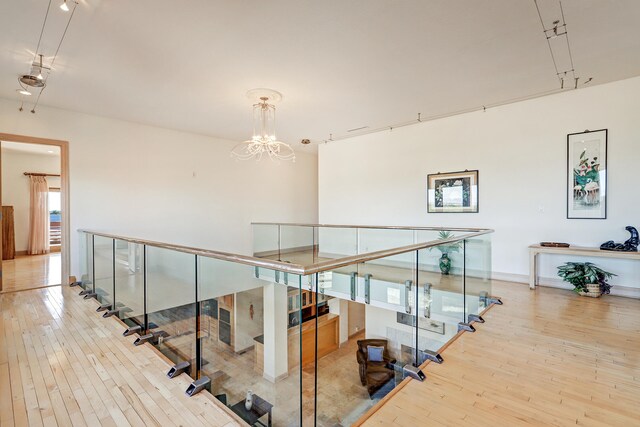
[60,0,69,12]
[17,88,32,96]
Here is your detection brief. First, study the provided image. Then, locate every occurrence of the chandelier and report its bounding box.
[231,89,295,162]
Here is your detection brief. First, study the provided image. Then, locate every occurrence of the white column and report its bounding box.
[262,282,288,383]
[328,297,349,345]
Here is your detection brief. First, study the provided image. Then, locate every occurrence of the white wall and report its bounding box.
[0,98,318,278]
[347,300,365,336]
[319,77,640,295]
[1,148,61,252]
[234,287,264,352]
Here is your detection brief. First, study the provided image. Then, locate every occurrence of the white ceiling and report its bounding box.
[1,0,639,148]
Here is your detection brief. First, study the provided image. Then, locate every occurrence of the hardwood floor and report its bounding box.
[2,277,638,426]
[1,254,62,293]
[359,281,640,426]
[0,285,240,427]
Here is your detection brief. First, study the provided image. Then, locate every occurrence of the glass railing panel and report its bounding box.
[253,224,280,259]
[357,252,416,311]
[279,225,315,265]
[198,257,302,426]
[464,234,493,316]
[93,235,114,305]
[314,267,355,301]
[414,229,462,246]
[114,239,144,327]
[314,227,360,300]
[312,252,417,426]
[316,227,357,260]
[78,232,93,291]
[417,241,466,360]
[416,230,466,278]
[357,229,415,286]
[255,266,278,283]
[358,228,414,255]
[145,246,196,373]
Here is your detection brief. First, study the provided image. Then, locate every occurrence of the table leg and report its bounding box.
[529,250,537,289]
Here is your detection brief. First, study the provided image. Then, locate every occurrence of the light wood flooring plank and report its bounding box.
[0,285,240,427]
[1,254,62,294]
[361,282,640,427]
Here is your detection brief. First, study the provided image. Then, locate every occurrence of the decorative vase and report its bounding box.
[439,253,451,275]
[245,390,253,411]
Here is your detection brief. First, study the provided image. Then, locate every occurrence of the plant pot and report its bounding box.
[439,253,451,275]
[578,283,602,298]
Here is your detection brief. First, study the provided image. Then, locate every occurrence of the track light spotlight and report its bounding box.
[60,0,69,12]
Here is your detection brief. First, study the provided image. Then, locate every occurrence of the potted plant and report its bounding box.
[556,262,615,298]
[430,230,461,275]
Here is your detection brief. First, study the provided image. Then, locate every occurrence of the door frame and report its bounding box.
[0,132,70,292]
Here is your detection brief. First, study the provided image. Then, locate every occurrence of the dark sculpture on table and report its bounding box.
[600,226,639,252]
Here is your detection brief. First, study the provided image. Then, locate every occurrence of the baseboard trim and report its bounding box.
[13,250,61,256]
[491,271,640,299]
[263,371,288,384]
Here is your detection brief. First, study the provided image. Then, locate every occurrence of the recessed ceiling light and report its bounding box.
[47,150,54,153]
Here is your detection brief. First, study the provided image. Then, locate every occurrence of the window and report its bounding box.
[49,189,61,246]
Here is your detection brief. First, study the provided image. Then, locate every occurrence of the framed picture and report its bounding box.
[427,170,478,213]
[567,129,607,219]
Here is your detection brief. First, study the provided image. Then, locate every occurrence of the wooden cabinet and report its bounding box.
[288,314,339,370]
[217,294,234,350]
[2,206,15,260]
[287,289,329,328]
[254,339,264,373]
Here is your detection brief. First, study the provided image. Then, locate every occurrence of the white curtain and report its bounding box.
[28,175,50,255]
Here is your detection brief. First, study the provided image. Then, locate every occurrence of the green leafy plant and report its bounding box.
[50,210,61,215]
[557,262,615,295]
[430,230,461,255]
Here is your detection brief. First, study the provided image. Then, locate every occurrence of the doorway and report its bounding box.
[0,133,69,293]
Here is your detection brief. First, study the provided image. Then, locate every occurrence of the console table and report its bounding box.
[529,244,640,289]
